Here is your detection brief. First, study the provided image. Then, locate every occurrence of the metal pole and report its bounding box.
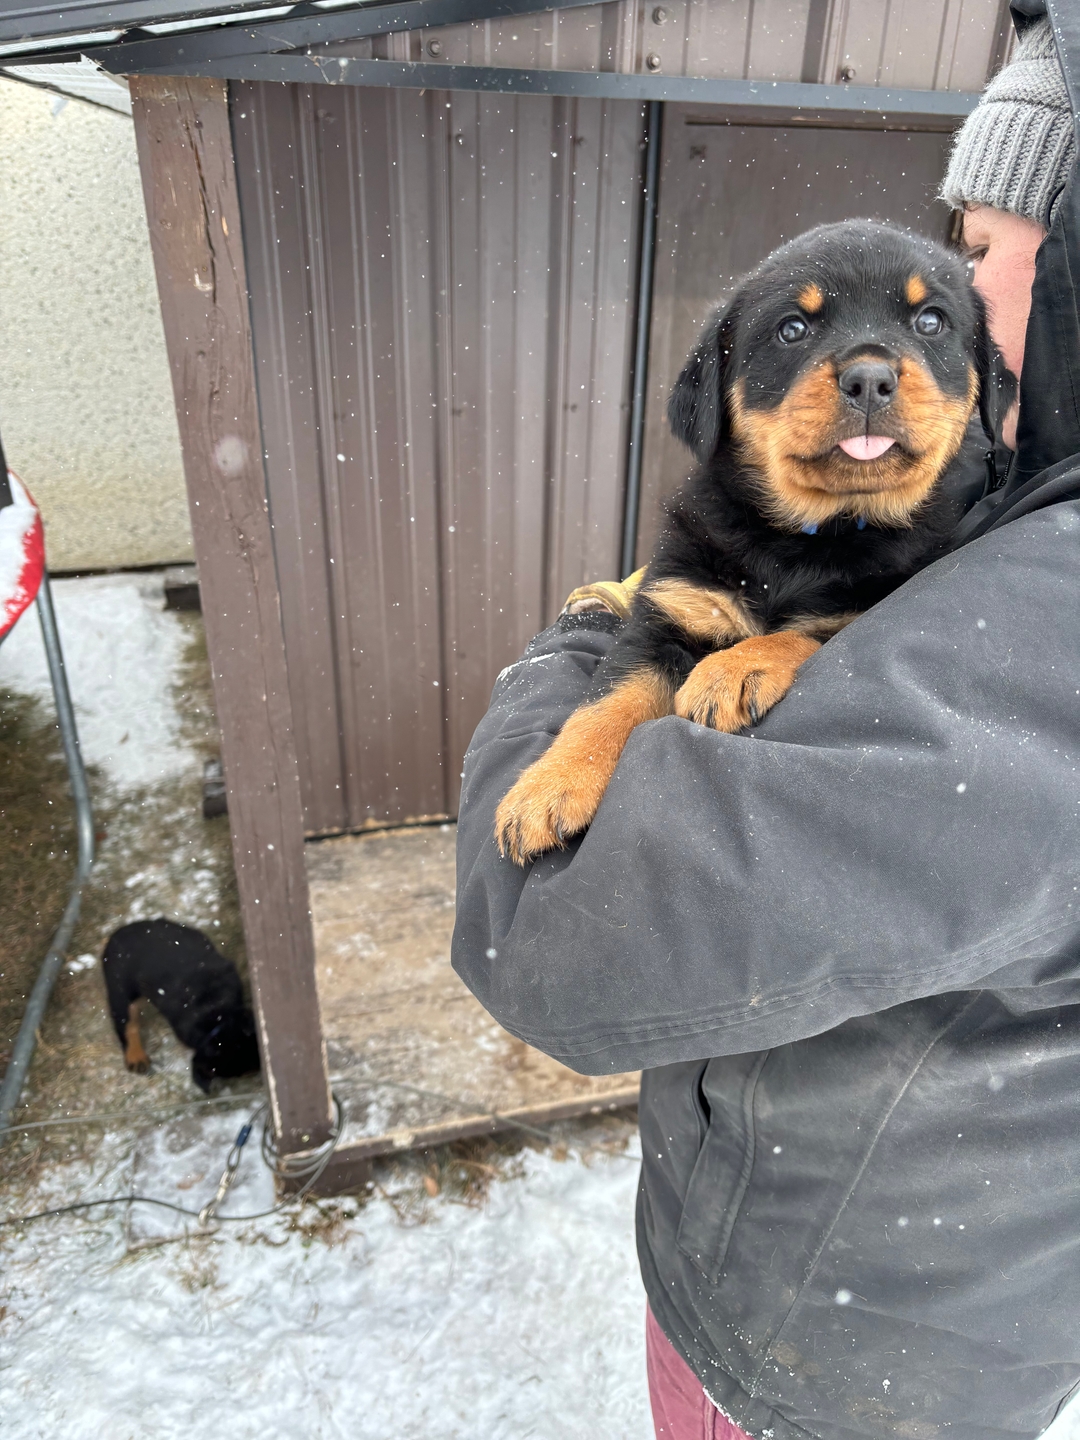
[621,99,662,581]
[0,430,11,510]
[0,573,94,1137]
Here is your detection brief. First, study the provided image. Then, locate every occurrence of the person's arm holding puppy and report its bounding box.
[453,499,1080,1073]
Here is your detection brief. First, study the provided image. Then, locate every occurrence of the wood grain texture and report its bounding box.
[308,826,639,1159]
[129,75,333,1153]
[294,1088,640,1196]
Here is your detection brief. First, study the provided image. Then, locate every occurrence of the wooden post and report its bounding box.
[130,75,333,1154]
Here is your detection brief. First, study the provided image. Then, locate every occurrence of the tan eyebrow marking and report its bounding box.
[797,282,824,314]
[906,274,929,306]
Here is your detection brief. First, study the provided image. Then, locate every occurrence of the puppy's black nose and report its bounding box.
[838,361,898,410]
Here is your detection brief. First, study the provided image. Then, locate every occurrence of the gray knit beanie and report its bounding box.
[941,17,1075,228]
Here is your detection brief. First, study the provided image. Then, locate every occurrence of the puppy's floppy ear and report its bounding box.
[667,298,739,462]
[971,286,1017,444]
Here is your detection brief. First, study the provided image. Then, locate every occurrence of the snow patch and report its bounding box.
[0,571,196,790]
[1,1114,650,1440]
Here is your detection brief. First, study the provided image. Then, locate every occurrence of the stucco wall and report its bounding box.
[0,77,193,571]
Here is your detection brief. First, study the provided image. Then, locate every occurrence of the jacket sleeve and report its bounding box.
[452,503,1080,1075]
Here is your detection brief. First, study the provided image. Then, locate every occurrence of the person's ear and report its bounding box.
[971,287,1017,443]
[667,298,739,463]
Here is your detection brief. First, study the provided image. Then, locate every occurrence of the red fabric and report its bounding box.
[0,471,44,641]
[646,1307,754,1440]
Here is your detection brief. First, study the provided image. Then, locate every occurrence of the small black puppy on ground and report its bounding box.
[496,219,1011,864]
[102,918,260,1092]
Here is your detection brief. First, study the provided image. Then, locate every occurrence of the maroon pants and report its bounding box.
[646,1308,753,1440]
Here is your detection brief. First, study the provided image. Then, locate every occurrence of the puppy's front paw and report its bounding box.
[125,1055,151,1075]
[495,672,675,865]
[494,754,606,866]
[675,632,821,732]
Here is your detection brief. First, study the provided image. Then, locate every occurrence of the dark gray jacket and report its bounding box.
[453,6,1080,1435]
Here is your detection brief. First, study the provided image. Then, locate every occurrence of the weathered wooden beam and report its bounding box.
[337,1085,641,1163]
[129,74,333,1154]
[298,1085,641,1197]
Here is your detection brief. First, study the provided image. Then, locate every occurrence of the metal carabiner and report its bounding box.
[198,1120,254,1228]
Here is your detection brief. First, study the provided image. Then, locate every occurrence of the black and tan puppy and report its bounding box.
[496,220,1007,865]
[102,918,260,1092]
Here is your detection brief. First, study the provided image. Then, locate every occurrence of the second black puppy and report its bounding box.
[496,220,1007,864]
[102,918,260,1092]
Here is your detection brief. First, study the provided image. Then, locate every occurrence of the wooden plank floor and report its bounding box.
[307,825,638,1161]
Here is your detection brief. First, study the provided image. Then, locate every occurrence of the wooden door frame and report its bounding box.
[129,75,334,1160]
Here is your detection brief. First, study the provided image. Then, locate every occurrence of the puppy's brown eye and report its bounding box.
[778,317,809,344]
[914,308,945,336]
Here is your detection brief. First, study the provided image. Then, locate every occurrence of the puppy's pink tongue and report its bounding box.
[839,435,895,460]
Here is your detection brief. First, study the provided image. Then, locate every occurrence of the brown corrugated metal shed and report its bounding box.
[4,0,1011,1182]
[211,0,1013,834]
[233,84,641,832]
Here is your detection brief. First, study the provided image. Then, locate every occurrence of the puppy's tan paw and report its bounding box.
[495,755,608,866]
[125,1055,151,1075]
[675,632,821,732]
[495,671,675,865]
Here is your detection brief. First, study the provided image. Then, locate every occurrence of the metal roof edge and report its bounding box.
[0,0,582,50]
[116,53,980,120]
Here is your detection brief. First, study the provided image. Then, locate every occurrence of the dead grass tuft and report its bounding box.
[0,689,95,1062]
[174,1238,221,1293]
[368,1110,638,1224]
[0,606,252,1194]
[283,1197,363,1248]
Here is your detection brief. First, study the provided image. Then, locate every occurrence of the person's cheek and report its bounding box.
[976,252,1026,380]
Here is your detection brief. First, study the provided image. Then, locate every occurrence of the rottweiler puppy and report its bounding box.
[496,220,1007,865]
[102,918,260,1092]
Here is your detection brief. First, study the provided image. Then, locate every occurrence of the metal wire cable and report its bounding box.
[0,1091,261,1136]
[332,1075,640,1153]
[1,1094,345,1230]
[1,1075,641,1231]
[4,1074,635,1151]
[353,1076,557,1144]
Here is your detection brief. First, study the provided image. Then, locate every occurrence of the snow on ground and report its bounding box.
[1,1114,651,1440]
[0,571,196,789]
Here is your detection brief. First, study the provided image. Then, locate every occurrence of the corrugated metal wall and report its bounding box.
[816,0,1010,90]
[315,0,1008,90]
[229,0,1008,832]
[232,83,643,832]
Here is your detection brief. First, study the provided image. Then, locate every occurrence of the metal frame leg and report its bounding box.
[621,99,663,581]
[0,572,95,1137]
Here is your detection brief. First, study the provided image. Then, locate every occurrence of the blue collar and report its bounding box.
[802,516,867,536]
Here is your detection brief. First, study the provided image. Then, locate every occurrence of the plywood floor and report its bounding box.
[307,825,638,1158]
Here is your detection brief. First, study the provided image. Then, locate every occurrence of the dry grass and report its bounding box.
[0,608,254,1197]
[0,689,100,1065]
[1,591,639,1233]
[367,1108,639,1224]
[281,1196,364,1248]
